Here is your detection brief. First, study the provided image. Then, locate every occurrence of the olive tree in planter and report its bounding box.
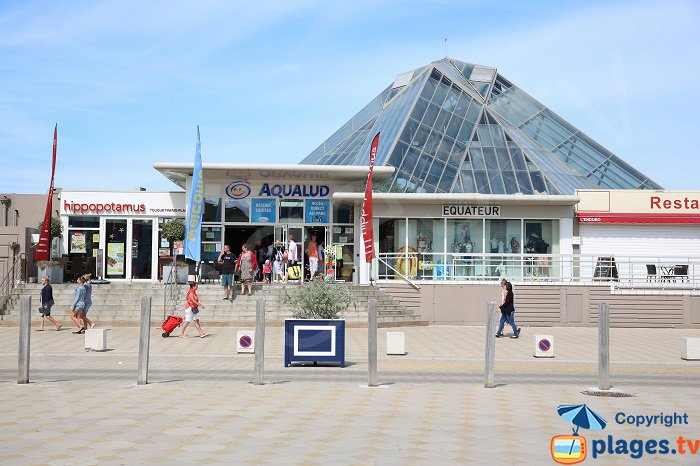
[36,216,64,283]
[161,218,187,284]
[283,280,354,367]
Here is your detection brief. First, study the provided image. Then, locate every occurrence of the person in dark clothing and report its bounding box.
[496,281,520,338]
[217,244,236,302]
[37,277,62,331]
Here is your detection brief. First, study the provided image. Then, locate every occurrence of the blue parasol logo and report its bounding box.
[551,404,607,464]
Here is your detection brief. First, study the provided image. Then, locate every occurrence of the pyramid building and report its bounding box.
[301,58,661,195]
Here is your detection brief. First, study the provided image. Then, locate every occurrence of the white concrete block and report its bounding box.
[237,330,255,353]
[534,334,554,358]
[85,328,108,352]
[681,337,700,360]
[387,332,405,355]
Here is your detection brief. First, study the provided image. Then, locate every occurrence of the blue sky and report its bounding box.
[1,0,698,193]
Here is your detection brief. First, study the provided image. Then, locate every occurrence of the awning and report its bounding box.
[577,212,700,224]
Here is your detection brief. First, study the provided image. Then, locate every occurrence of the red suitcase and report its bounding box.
[161,315,183,338]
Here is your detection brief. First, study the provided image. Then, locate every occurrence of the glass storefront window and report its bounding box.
[332,225,354,244]
[279,200,303,223]
[333,202,354,224]
[105,219,127,279]
[131,220,153,279]
[407,218,446,279]
[68,216,99,228]
[447,219,483,279]
[484,219,522,278]
[523,219,559,278]
[225,198,250,222]
[203,197,222,222]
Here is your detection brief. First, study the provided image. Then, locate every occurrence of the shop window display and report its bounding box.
[447,219,483,278]
[485,219,521,278]
[524,220,559,277]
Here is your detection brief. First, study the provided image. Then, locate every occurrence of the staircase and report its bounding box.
[0,282,425,326]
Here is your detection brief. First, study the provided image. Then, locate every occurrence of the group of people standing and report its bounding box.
[36,274,95,334]
[216,233,325,301]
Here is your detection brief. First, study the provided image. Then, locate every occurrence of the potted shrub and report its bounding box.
[36,216,64,283]
[160,219,188,284]
[283,279,354,367]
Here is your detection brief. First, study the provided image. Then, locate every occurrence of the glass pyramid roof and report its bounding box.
[300,58,662,194]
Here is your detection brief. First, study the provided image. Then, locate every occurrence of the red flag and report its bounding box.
[34,125,57,262]
[361,132,380,263]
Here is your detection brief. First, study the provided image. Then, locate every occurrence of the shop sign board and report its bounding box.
[305,199,330,223]
[441,205,501,218]
[251,198,277,223]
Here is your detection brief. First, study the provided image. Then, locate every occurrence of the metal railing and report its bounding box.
[377,252,700,289]
[0,253,27,312]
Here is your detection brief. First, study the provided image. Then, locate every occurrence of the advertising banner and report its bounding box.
[251,198,277,223]
[184,126,203,262]
[34,125,58,262]
[107,243,125,275]
[70,232,86,253]
[361,132,380,262]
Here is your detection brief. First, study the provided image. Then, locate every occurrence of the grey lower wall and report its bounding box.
[380,282,700,328]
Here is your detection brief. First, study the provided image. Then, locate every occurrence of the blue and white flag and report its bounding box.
[184,126,204,262]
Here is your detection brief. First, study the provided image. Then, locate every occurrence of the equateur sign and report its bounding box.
[442,205,501,217]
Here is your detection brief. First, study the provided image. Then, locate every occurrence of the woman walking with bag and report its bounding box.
[79,274,95,330]
[496,281,520,338]
[36,277,62,331]
[179,281,208,338]
[70,276,87,334]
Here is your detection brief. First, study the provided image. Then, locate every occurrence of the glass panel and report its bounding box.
[426,160,445,186]
[446,114,462,139]
[438,165,457,192]
[491,126,505,146]
[420,77,437,101]
[461,170,476,192]
[448,140,465,166]
[435,137,453,163]
[333,202,354,224]
[530,171,547,193]
[201,226,222,242]
[378,218,405,254]
[225,198,250,222]
[457,121,474,144]
[442,91,459,112]
[501,171,518,194]
[477,126,492,146]
[454,93,471,115]
[411,124,431,152]
[131,219,153,279]
[474,170,490,193]
[466,101,481,122]
[483,147,498,170]
[411,98,428,121]
[471,148,485,170]
[432,82,449,107]
[279,200,304,223]
[105,219,127,279]
[515,171,533,194]
[496,148,512,171]
[434,109,450,132]
[400,120,419,143]
[488,171,506,194]
[448,220,483,253]
[203,197,222,223]
[68,229,99,260]
[425,130,441,153]
[422,103,440,127]
[68,216,99,228]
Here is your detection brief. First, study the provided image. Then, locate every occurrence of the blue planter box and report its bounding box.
[284,319,345,367]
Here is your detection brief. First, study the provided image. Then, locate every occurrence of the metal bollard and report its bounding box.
[484,301,496,388]
[18,295,31,384]
[137,296,152,385]
[368,298,378,387]
[253,297,265,385]
[598,302,610,390]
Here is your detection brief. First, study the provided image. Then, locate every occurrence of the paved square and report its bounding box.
[1,324,699,464]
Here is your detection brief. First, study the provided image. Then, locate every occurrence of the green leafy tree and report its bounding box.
[161,218,185,246]
[38,216,63,240]
[284,280,353,319]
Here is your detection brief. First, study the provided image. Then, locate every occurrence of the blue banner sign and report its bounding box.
[251,198,277,223]
[305,199,330,224]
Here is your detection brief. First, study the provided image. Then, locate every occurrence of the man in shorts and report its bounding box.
[307,234,319,281]
[217,244,236,302]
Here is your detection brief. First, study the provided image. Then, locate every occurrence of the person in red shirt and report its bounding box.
[180,282,208,338]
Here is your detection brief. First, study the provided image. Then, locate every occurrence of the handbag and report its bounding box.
[192,306,199,315]
[287,264,301,280]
